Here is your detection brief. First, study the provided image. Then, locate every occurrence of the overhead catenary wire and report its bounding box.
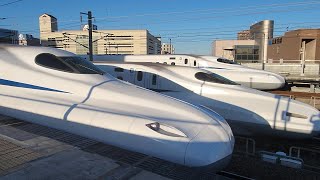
[0,0,23,7]
[3,0,320,31]
[3,0,320,48]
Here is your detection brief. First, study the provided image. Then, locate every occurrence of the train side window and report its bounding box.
[194,60,196,66]
[152,74,157,85]
[114,67,124,72]
[137,71,143,81]
[195,72,238,85]
[171,62,175,65]
[184,59,188,64]
[117,76,123,80]
[35,53,73,73]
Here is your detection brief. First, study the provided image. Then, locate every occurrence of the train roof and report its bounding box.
[0,45,75,59]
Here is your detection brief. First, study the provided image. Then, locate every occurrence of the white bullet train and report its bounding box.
[95,62,320,139]
[83,54,286,90]
[0,45,234,168]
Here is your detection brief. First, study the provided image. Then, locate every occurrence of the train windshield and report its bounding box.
[217,58,239,65]
[60,56,105,74]
[35,53,104,74]
[195,72,238,85]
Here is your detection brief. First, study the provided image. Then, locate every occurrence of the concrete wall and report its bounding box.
[213,40,257,59]
[243,63,320,76]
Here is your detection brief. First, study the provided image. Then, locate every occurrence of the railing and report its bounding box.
[289,146,320,170]
[240,59,320,64]
[234,136,256,156]
[310,96,320,108]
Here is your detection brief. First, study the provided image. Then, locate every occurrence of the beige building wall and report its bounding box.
[39,14,58,39]
[213,40,257,60]
[39,14,161,55]
[237,30,251,40]
[161,43,174,54]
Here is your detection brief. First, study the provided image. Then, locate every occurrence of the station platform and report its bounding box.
[0,115,170,180]
[1,114,320,179]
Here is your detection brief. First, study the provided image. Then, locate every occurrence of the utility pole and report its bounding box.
[80,11,93,61]
[300,41,306,76]
[88,11,93,62]
[169,38,172,54]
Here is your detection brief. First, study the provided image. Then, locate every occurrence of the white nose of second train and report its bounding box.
[184,124,234,168]
[184,106,234,168]
[267,72,286,89]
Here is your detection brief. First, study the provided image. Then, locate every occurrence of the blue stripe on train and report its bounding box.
[0,78,69,93]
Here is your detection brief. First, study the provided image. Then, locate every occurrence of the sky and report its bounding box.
[1,0,320,55]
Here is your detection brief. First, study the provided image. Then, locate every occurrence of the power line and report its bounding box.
[94,1,320,21]
[0,0,23,7]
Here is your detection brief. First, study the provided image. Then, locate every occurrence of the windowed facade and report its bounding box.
[234,45,259,63]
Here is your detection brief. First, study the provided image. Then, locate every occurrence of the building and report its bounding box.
[18,34,40,46]
[0,28,18,44]
[161,43,175,54]
[268,29,320,63]
[39,14,161,55]
[250,20,274,62]
[237,30,251,40]
[213,20,274,63]
[213,40,259,63]
[39,14,58,37]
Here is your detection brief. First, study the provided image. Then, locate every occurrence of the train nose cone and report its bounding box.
[184,123,234,168]
[267,73,286,89]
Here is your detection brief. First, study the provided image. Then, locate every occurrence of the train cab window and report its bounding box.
[117,76,123,80]
[152,74,157,85]
[184,59,188,64]
[35,53,73,73]
[195,72,238,85]
[60,56,105,74]
[36,53,105,74]
[137,71,143,81]
[193,60,197,66]
[171,62,175,65]
[114,67,124,72]
[217,58,239,65]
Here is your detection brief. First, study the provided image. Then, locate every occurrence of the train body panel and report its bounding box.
[95,62,320,139]
[0,45,234,168]
[84,54,286,90]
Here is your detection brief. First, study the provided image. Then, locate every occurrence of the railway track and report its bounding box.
[267,90,320,109]
[268,90,320,98]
